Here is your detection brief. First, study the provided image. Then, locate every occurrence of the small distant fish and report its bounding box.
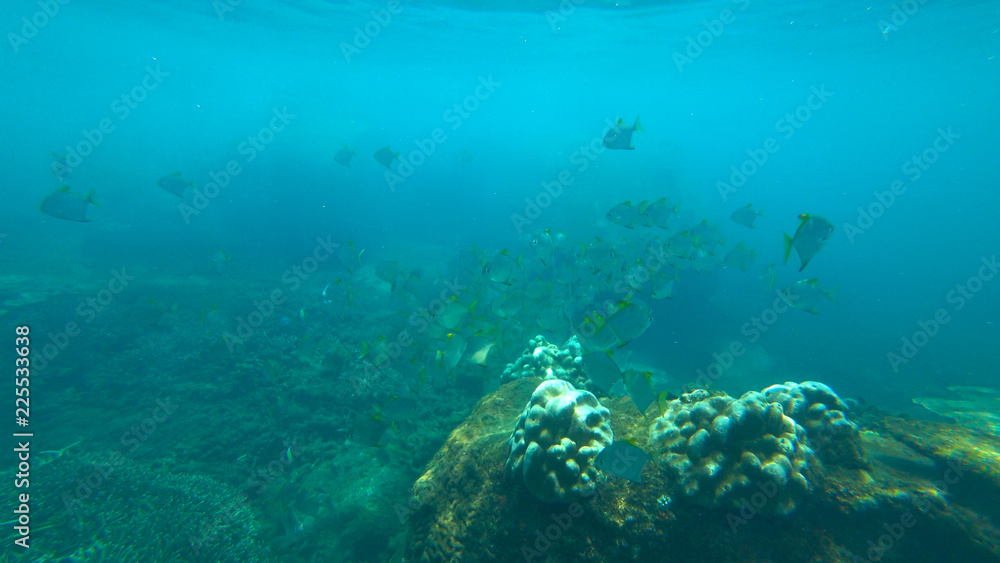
[649,271,676,299]
[348,416,391,447]
[762,263,776,291]
[595,439,651,483]
[40,186,99,222]
[334,145,355,167]
[783,214,834,272]
[725,242,757,271]
[526,229,554,266]
[338,241,365,274]
[36,439,81,466]
[209,249,231,274]
[779,278,836,314]
[665,232,695,258]
[607,201,641,228]
[639,198,679,229]
[373,146,399,169]
[375,260,404,285]
[879,22,898,41]
[158,172,194,198]
[602,116,643,150]
[482,249,521,285]
[730,204,764,228]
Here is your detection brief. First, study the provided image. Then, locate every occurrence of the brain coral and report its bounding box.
[648,389,817,515]
[506,379,613,503]
[500,335,587,388]
[762,381,865,466]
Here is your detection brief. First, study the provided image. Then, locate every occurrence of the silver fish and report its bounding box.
[602,116,643,150]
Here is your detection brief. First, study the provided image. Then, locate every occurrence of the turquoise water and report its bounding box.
[2,0,998,561]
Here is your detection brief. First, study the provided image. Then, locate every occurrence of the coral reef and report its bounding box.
[500,335,588,389]
[405,378,1000,562]
[762,381,866,466]
[506,379,613,503]
[5,451,265,561]
[648,389,816,515]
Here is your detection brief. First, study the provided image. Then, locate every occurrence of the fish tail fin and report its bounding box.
[87,190,102,207]
[782,234,793,263]
[632,115,643,132]
[827,287,838,303]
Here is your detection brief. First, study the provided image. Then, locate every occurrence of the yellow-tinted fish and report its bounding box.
[607,201,641,228]
[373,146,399,169]
[730,204,764,228]
[725,242,757,271]
[783,214,834,271]
[158,172,193,198]
[594,438,651,483]
[603,116,643,150]
[779,278,836,314]
[335,145,355,167]
[40,186,99,222]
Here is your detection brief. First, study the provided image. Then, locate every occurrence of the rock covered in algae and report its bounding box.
[500,334,588,388]
[648,389,817,515]
[406,377,1000,562]
[762,380,865,466]
[506,378,613,503]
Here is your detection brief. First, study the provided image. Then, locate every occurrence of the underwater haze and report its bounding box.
[2,0,999,561]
